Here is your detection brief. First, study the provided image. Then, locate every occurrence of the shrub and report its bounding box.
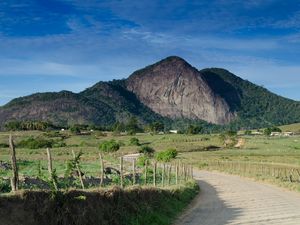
[155,148,178,162]
[137,155,149,167]
[18,137,54,149]
[244,130,252,135]
[99,139,120,153]
[0,143,9,148]
[139,146,155,156]
[264,127,282,135]
[129,137,140,146]
[0,179,11,193]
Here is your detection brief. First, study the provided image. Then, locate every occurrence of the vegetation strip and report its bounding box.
[0,181,199,225]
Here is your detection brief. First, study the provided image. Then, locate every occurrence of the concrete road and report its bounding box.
[175,171,300,225]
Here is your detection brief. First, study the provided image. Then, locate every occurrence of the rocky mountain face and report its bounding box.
[0,56,300,129]
[126,56,235,124]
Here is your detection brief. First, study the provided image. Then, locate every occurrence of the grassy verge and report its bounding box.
[0,181,199,225]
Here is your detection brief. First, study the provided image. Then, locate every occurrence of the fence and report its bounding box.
[201,160,300,184]
[2,135,193,193]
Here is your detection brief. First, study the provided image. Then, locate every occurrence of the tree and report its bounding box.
[139,146,155,156]
[99,139,120,153]
[264,127,282,136]
[129,137,140,146]
[149,122,164,133]
[186,125,203,134]
[125,117,143,135]
[155,149,178,162]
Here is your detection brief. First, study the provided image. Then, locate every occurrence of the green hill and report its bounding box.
[0,56,299,130]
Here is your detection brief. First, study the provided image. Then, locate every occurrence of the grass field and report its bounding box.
[0,130,300,191]
[280,123,300,133]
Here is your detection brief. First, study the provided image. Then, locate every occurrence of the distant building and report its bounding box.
[270,132,281,136]
[283,132,294,136]
[169,130,178,134]
[252,131,263,135]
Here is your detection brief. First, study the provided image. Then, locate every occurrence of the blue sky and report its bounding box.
[1,0,300,105]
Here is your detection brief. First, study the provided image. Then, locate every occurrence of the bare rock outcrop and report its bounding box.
[126,56,235,124]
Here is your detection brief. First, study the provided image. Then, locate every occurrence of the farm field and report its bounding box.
[0,130,300,182]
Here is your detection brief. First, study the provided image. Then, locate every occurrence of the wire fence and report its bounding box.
[200,160,300,184]
[2,135,193,193]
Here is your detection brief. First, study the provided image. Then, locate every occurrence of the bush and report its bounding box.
[244,130,252,135]
[0,179,11,193]
[0,143,9,148]
[99,139,120,153]
[264,127,282,135]
[139,146,155,156]
[155,148,178,162]
[129,137,140,146]
[137,155,149,167]
[18,137,54,149]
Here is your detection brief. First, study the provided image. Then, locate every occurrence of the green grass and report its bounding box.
[280,123,300,133]
[0,181,199,225]
[1,130,300,190]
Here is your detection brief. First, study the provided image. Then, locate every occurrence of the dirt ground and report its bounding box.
[175,171,300,225]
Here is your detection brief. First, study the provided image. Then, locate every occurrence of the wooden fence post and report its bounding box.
[72,150,85,190]
[9,134,18,192]
[132,159,136,185]
[168,164,171,185]
[144,159,148,185]
[162,163,165,187]
[99,153,104,187]
[153,161,157,187]
[175,163,178,185]
[120,156,124,188]
[46,148,58,190]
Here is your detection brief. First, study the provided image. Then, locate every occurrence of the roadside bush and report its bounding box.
[99,139,120,153]
[129,137,140,146]
[0,179,11,193]
[139,146,155,156]
[155,148,178,162]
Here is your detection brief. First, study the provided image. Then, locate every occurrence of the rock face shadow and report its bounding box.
[174,179,242,225]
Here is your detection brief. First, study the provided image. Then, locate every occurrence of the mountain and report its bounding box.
[126,56,235,124]
[0,56,299,130]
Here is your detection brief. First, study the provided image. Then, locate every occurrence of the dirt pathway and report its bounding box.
[175,171,300,225]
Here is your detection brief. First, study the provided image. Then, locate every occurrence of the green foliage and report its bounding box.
[4,120,55,131]
[64,151,83,178]
[99,139,120,153]
[186,124,203,134]
[155,148,178,162]
[0,143,9,148]
[18,137,54,149]
[139,146,155,156]
[149,121,164,133]
[0,179,11,193]
[219,130,238,147]
[137,155,149,167]
[244,130,252,135]
[201,68,300,129]
[69,125,81,134]
[264,127,282,135]
[129,137,140,146]
[126,117,143,135]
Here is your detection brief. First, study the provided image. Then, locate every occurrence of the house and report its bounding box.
[270,132,281,136]
[169,130,178,134]
[283,132,294,136]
